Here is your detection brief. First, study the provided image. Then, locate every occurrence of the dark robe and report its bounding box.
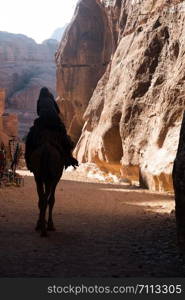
[25,87,78,170]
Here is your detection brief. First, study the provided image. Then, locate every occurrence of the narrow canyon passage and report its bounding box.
[0,174,184,277]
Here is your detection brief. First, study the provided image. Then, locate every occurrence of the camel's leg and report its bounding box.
[35,178,48,237]
[40,193,48,237]
[35,179,44,231]
[47,181,58,231]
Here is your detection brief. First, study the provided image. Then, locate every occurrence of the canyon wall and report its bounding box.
[56,0,113,142]
[51,26,67,42]
[56,0,185,192]
[0,88,18,147]
[0,32,58,137]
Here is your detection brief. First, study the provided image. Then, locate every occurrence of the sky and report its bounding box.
[0,0,79,43]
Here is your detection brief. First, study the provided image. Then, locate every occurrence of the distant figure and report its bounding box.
[25,87,78,171]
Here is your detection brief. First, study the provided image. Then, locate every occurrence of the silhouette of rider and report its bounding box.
[25,87,78,170]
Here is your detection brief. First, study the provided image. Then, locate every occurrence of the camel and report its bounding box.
[29,129,65,237]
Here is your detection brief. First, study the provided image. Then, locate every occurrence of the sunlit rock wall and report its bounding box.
[57,0,185,192]
[0,89,19,147]
[56,0,113,143]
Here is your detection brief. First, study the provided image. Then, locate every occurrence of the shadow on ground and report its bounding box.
[0,178,184,277]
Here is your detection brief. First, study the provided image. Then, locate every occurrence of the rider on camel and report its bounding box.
[25,87,78,171]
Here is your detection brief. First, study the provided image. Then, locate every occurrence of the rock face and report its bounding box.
[0,89,5,137]
[0,89,5,117]
[56,0,112,142]
[0,32,58,137]
[56,0,185,192]
[0,88,18,147]
[51,26,67,42]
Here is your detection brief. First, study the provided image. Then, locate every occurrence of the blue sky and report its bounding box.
[0,0,79,43]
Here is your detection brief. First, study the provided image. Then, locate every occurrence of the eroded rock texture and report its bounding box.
[0,88,18,147]
[0,32,58,137]
[57,0,185,192]
[56,0,113,142]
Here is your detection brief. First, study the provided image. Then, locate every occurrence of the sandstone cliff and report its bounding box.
[56,0,113,142]
[56,0,185,192]
[0,88,18,147]
[0,32,58,137]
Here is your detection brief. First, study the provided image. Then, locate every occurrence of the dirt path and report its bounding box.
[0,172,184,277]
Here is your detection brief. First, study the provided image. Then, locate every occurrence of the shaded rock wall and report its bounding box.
[0,89,5,134]
[57,0,185,192]
[2,114,18,137]
[0,32,58,137]
[0,89,5,117]
[0,88,18,147]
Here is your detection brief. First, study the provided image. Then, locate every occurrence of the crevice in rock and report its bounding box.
[119,11,128,33]
[133,81,151,99]
[134,28,169,99]
[116,0,122,9]
[157,126,169,148]
[61,64,90,68]
[103,125,123,162]
[61,62,110,68]
[137,26,143,33]
[153,75,164,86]
[157,109,181,148]
[111,111,122,125]
[152,18,162,30]
[171,41,180,59]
